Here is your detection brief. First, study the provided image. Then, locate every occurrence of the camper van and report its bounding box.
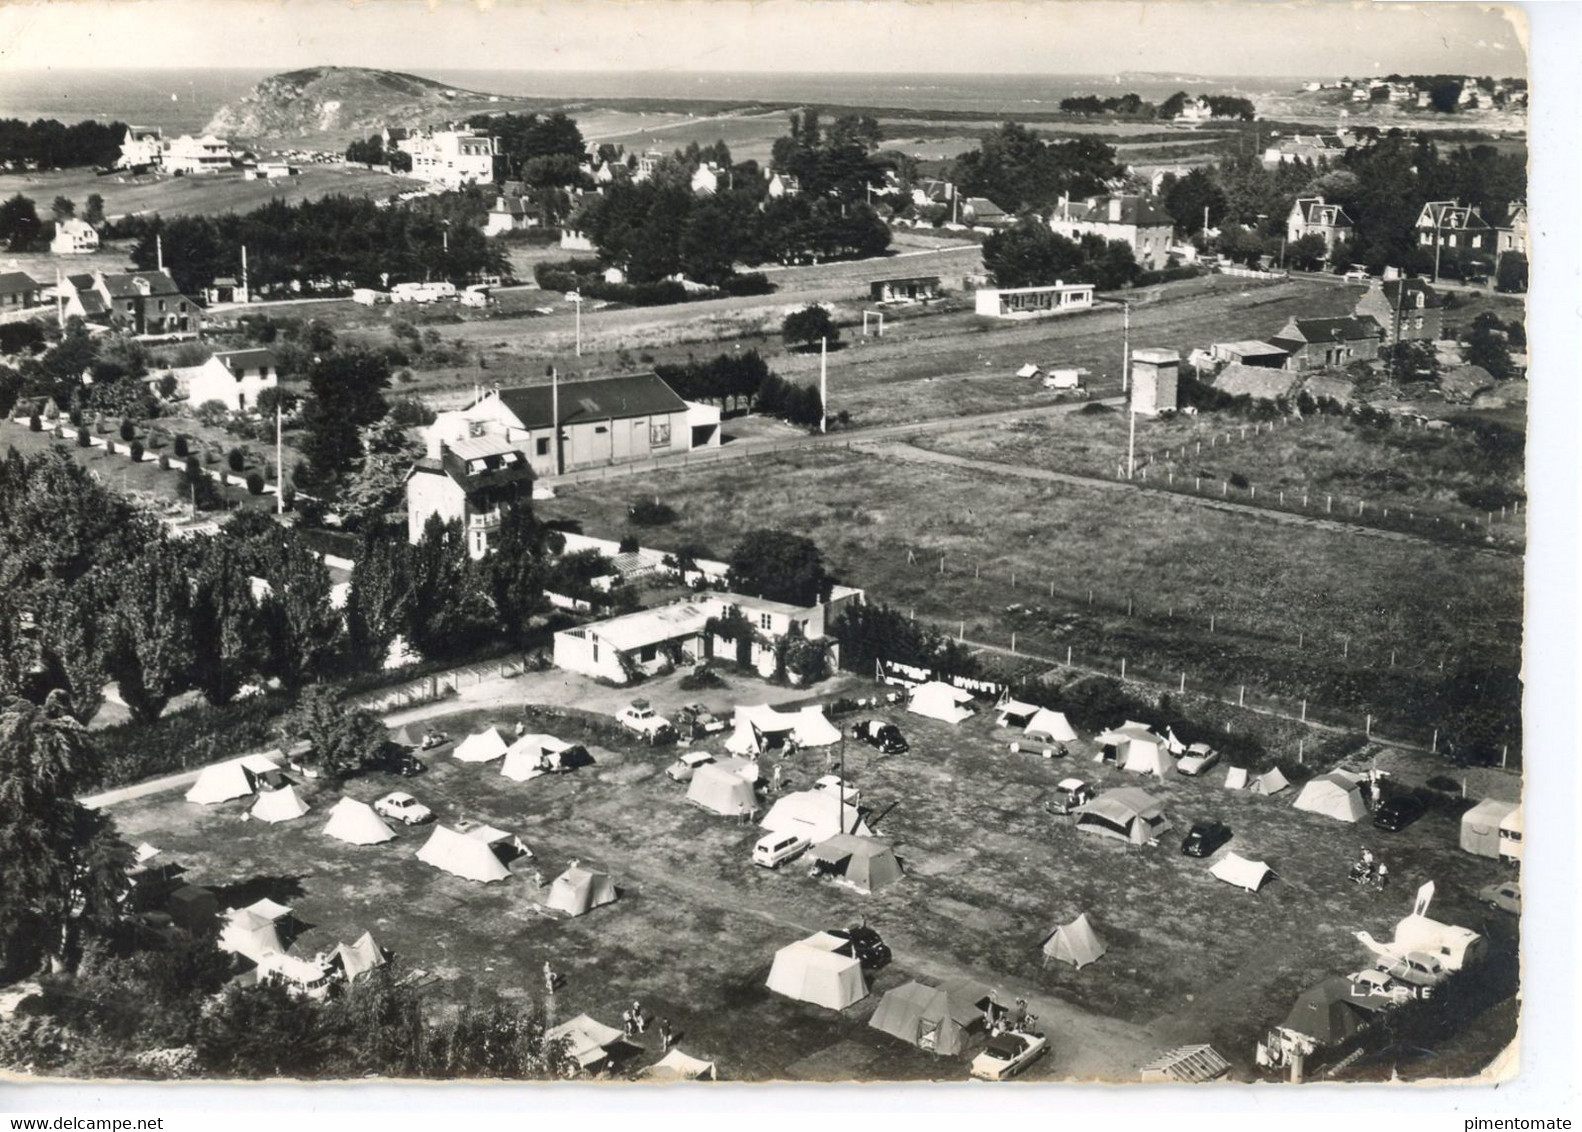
[752,831,811,869]
[351,288,386,306]
[390,282,432,304]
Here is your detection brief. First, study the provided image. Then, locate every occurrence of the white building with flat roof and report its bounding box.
[975,282,1095,320]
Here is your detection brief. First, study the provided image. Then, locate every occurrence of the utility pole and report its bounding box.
[1121,300,1131,393]
[55,267,64,328]
[274,398,284,515]
[550,365,561,476]
[1202,205,1209,240]
[1127,389,1137,481]
[155,234,163,272]
[1124,300,1135,480]
[572,293,582,357]
[240,244,249,303]
[819,336,828,434]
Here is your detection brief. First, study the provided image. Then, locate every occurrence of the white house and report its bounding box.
[483,194,536,235]
[396,129,499,188]
[1048,194,1175,271]
[162,134,234,175]
[183,348,279,413]
[50,218,100,255]
[975,282,1095,320]
[553,587,865,684]
[116,126,163,170]
[691,164,720,196]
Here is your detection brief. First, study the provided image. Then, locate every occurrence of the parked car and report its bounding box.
[1045,778,1096,816]
[851,719,908,754]
[752,831,811,869]
[378,749,427,777]
[813,774,860,806]
[675,703,726,739]
[969,1031,1049,1080]
[617,701,675,744]
[1477,879,1521,915]
[1373,795,1427,832]
[1176,743,1221,776]
[1343,268,1370,283]
[1376,950,1447,988]
[666,750,716,783]
[374,791,433,825]
[1348,968,1417,1005]
[1180,821,1233,858]
[824,924,891,970]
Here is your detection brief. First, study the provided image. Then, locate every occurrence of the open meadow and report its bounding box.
[108,672,1517,1082]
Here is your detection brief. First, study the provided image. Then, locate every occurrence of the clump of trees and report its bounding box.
[982,220,1140,289]
[950,123,1124,213]
[0,117,126,170]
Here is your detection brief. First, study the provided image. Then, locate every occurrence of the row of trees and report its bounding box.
[949,123,1125,214]
[651,348,824,429]
[343,134,412,173]
[0,117,125,170]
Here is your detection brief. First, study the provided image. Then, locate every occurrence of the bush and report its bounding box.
[281,482,297,510]
[628,498,677,526]
[678,665,725,691]
[387,396,437,428]
[617,533,640,554]
[158,453,171,470]
[76,427,90,448]
[68,407,82,427]
[173,435,189,458]
[227,447,246,473]
[245,471,265,495]
[28,413,40,432]
[718,272,774,297]
[119,418,135,442]
[1229,472,1250,490]
[129,440,144,462]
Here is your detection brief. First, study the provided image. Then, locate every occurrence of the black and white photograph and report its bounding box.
[0,0,1573,1107]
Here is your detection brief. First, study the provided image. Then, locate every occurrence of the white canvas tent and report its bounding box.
[789,707,842,747]
[416,825,513,882]
[1224,767,1250,790]
[907,681,975,724]
[1043,912,1108,968]
[322,798,396,845]
[638,1048,717,1081]
[1293,772,1368,823]
[454,726,512,763]
[725,704,841,755]
[1094,721,1160,765]
[761,790,872,843]
[250,784,310,824]
[1074,788,1171,845]
[686,759,759,816]
[996,699,1041,728]
[501,734,587,781]
[1121,733,1176,777]
[546,1013,633,1070]
[810,834,903,893]
[765,933,868,1010]
[186,753,279,804]
[334,932,388,980]
[1251,768,1291,796]
[1209,853,1274,892]
[1025,709,1077,744]
[1498,805,1523,861]
[545,866,617,917]
[219,907,285,962]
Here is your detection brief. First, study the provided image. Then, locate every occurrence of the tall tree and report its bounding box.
[482,505,563,638]
[727,529,830,606]
[405,516,495,660]
[185,536,257,706]
[254,541,343,690]
[280,686,387,781]
[345,528,412,670]
[106,542,194,725]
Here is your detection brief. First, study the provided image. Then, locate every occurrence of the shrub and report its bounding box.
[68,407,82,427]
[129,440,144,462]
[104,439,114,454]
[718,272,774,297]
[227,447,246,473]
[617,533,640,554]
[1229,472,1250,490]
[387,396,437,427]
[628,498,677,526]
[28,413,40,432]
[185,454,201,477]
[173,435,189,458]
[76,428,90,448]
[119,418,135,442]
[193,400,231,427]
[245,471,264,495]
[678,665,726,692]
[158,453,171,470]
[281,483,297,510]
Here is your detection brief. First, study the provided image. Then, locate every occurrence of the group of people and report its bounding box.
[621,1002,674,1050]
[985,998,1036,1036]
[1350,847,1391,890]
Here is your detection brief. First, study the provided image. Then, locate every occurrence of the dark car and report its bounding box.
[852,720,909,754]
[1373,795,1427,832]
[1181,821,1233,858]
[826,924,891,970]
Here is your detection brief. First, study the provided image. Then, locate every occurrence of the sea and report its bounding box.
[0,67,1314,132]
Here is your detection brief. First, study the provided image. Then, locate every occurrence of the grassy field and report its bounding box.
[909,409,1526,542]
[538,445,1521,737]
[110,681,1516,1082]
[0,165,424,222]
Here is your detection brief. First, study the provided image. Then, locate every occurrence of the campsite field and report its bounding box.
[537,444,1522,739]
[111,675,1517,1082]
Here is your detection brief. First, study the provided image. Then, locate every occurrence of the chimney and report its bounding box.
[1108,198,1122,223]
[1058,192,1069,218]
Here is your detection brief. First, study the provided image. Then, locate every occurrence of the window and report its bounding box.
[594,425,608,434]
[650,421,671,447]
[639,645,656,662]
[758,613,773,631]
[536,437,550,456]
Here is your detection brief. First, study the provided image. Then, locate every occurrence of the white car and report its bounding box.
[666,751,715,783]
[618,702,674,742]
[813,774,860,807]
[1348,968,1416,1005]
[1176,743,1221,776]
[969,1031,1049,1080]
[374,791,433,825]
[1376,951,1447,988]
[1343,269,1370,283]
[752,832,811,869]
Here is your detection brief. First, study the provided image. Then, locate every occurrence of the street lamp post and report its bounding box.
[568,291,584,357]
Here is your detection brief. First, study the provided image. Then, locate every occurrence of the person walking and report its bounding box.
[659,1018,673,1051]
[632,1001,647,1033]
[543,961,557,994]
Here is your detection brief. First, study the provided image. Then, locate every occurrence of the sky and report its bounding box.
[0,0,1527,78]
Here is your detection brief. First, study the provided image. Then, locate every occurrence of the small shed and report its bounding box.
[869,276,941,303]
[1139,1044,1231,1084]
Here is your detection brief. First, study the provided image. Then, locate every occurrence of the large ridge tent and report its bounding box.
[250,784,310,824]
[1293,772,1368,823]
[219,908,284,962]
[638,1049,718,1081]
[1074,788,1171,845]
[1209,853,1274,893]
[545,866,617,917]
[454,726,512,763]
[322,798,396,845]
[907,681,976,724]
[501,734,593,781]
[1459,798,1518,858]
[686,759,759,816]
[1042,912,1108,968]
[416,826,513,882]
[1024,709,1078,744]
[996,700,1041,728]
[1094,722,1162,767]
[725,704,841,755]
[761,791,872,843]
[765,933,868,1010]
[1121,736,1175,777]
[810,834,903,893]
[546,1013,635,1070]
[333,932,388,981]
[1251,768,1291,796]
[186,753,280,805]
[868,979,992,1056]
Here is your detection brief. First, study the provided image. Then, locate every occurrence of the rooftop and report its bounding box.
[0,271,41,297]
[493,372,687,431]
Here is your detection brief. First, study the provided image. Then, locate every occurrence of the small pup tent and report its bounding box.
[501,734,593,781]
[686,759,759,817]
[1224,767,1250,791]
[322,798,396,845]
[454,726,512,763]
[638,1049,718,1081]
[546,1014,635,1071]
[1121,735,1176,777]
[1074,788,1171,845]
[1209,853,1274,893]
[1459,798,1519,859]
[1024,709,1077,744]
[416,826,513,883]
[1293,772,1368,823]
[761,790,872,843]
[250,784,310,824]
[1042,912,1108,968]
[219,897,294,962]
[868,979,991,1056]
[333,932,388,981]
[765,933,868,1010]
[1251,768,1291,796]
[996,699,1040,728]
[907,681,975,724]
[1095,722,1162,767]
[186,753,280,804]
[810,834,903,893]
[545,866,617,917]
